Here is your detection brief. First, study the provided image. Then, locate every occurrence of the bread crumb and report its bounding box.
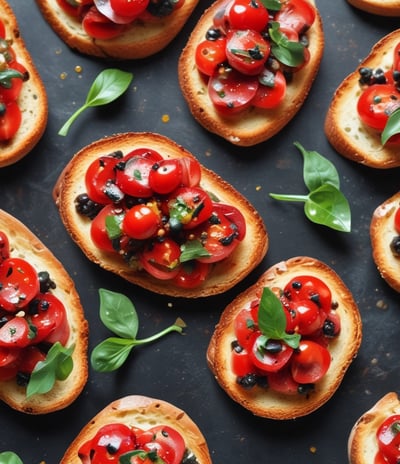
[74,65,82,74]
[256,185,262,191]
[60,72,67,80]
[309,445,317,453]
[376,299,388,310]
[161,114,170,123]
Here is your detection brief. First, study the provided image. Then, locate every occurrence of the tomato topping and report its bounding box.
[249,333,293,373]
[82,7,126,39]
[135,426,186,464]
[0,100,22,141]
[290,340,331,384]
[275,0,316,34]
[17,346,46,374]
[110,0,150,18]
[0,345,21,368]
[0,232,10,265]
[195,38,227,77]
[395,206,400,234]
[267,365,300,395]
[0,19,5,39]
[122,204,161,240]
[168,186,213,230]
[139,238,181,280]
[179,157,201,188]
[234,308,257,349]
[252,69,287,109]
[85,153,122,204]
[289,299,324,335]
[376,415,400,464]
[90,204,124,253]
[0,317,33,348]
[115,151,157,198]
[227,0,269,32]
[148,159,183,194]
[231,346,257,377]
[172,261,210,288]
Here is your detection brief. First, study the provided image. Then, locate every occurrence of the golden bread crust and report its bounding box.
[324,29,400,169]
[0,209,88,414]
[347,0,400,16]
[61,395,212,463]
[370,191,400,292]
[178,0,324,146]
[0,0,48,168]
[207,256,362,419]
[35,0,199,59]
[53,132,268,298]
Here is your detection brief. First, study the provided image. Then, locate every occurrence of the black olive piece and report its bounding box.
[298,383,314,395]
[265,339,283,354]
[206,28,222,41]
[390,235,400,256]
[38,271,56,293]
[237,373,258,389]
[74,193,102,219]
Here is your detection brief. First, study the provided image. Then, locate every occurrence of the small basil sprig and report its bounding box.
[257,287,300,348]
[91,289,186,372]
[381,107,400,145]
[269,142,351,232]
[0,69,24,89]
[58,68,133,136]
[260,0,281,10]
[0,452,23,464]
[26,342,75,398]
[269,22,306,68]
[120,450,165,464]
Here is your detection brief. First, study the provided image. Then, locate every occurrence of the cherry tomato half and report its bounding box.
[135,425,185,464]
[291,340,331,384]
[231,347,257,377]
[139,238,181,280]
[168,187,213,229]
[252,69,287,109]
[249,333,293,373]
[289,299,324,336]
[0,100,22,141]
[0,61,27,103]
[195,38,227,77]
[110,0,149,17]
[234,308,257,349]
[275,0,316,34]
[85,153,122,204]
[0,257,40,311]
[179,157,201,188]
[17,346,46,374]
[82,7,125,39]
[148,159,183,194]
[0,232,10,265]
[115,152,157,198]
[122,204,161,240]
[395,207,400,234]
[90,204,124,252]
[0,19,6,39]
[0,317,33,348]
[267,365,300,395]
[227,0,269,32]
[172,261,210,289]
[376,414,400,463]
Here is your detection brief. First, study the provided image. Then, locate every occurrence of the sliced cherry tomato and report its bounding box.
[148,159,183,194]
[283,275,332,316]
[0,257,40,311]
[56,0,81,17]
[249,333,293,373]
[227,0,268,32]
[115,152,156,198]
[90,204,124,252]
[374,451,391,464]
[85,153,122,204]
[0,19,6,39]
[231,347,257,377]
[0,345,21,368]
[395,207,400,234]
[0,232,10,265]
[289,299,324,335]
[267,364,300,395]
[168,187,213,230]
[226,29,269,76]
[135,425,185,464]
[122,204,161,240]
[252,69,287,109]
[17,345,46,374]
[110,0,149,17]
[376,414,400,463]
[275,0,316,34]
[0,100,22,141]
[208,67,259,115]
[233,308,258,349]
[179,157,201,188]
[139,238,181,280]
[212,202,246,240]
[78,423,137,463]
[0,361,20,381]
[323,309,341,337]
[195,38,227,77]
[0,317,33,348]
[82,7,125,39]
[172,261,210,288]
[357,84,400,132]
[291,340,331,384]
[28,293,69,345]
[0,61,27,103]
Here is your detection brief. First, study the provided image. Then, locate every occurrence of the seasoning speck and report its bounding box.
[162,114,170,123]
[309,446,317,454]
[60,72,67,80]
[256,185,262,191]
[74,65,83,74]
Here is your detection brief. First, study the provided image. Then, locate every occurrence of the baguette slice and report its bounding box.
[207,256,362,419]
[61,395,212,463]
[0,0,48,168]
[347,0,400,16]
[178,0,324,147]
[0,209,88,414]
[324,29,400,169]
[348,392,400,464]
[370,191,400,292]
[53,132,268,298]
[35,0,199,59]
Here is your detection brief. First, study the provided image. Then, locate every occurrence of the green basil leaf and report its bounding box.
[58,68,133,136]
[90,337,134,372]
[0,452,23,464]
[269,22,305,67]
[99,288,139,339]
[105,213,124,240]
[180,240,211,262]
[260,0,281,10]
[0,69,24,89]
[26,343,75,398]
[120,450,165,464]
[294,141,340,191]
[305,184,351,232]
[382,107,400,145]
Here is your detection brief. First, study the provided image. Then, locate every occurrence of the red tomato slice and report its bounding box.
[252,69,287,109]
[231,347,257,377]
[267,365,300,395]
[17,345,46,374]
[56,0,81,17]
[168,186,213,230]
[0,62,27,103]
[139,238,181,280]
[115,152,155,197]
[0,257,40,311]
[0,100,22,141]
[212,202,246,241]
[85,154,122,204]
[172,261,210,288]
[0,345,21,368]
[179,157,201,188]
[227,0,268,32]
[122,204,161,240]
[289,299,324,336]
[0,317,33,348]
[0,362,20,381]
[90,204,124,252]
[82,6,126,39]
[195,38,227,77]
[376,415,400,463]
[275,0,316,34]
[0,19,5,39]
[249,333,293,373]
[291,340,331,384]
[136,426,185,464]
[208,67,259,115]
[234,309,258,349]
[395,207,400,234]
[0,232,10,265]
[148,159,183,194]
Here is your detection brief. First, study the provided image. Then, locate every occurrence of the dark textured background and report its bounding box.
[1,1,399,462]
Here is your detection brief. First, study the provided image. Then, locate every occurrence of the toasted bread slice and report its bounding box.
[178,0,324,146]
[207,256,362,419]
[348,392,400,463]
[347,0,400,16]
[61,395,212,463]
[370,191,400,292]
[0,209,88,414]
[324,29,400,169]
[53,132,268,298]
[35,0,199,59]
[0,0,48,168]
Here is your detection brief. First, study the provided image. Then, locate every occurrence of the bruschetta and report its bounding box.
[36,0,200,59]
[52,132,268,298]
[207,256,362,419]
[178,0,324,146]
[347,0,400,17]
[325,29,400,169]
[61,395,212,463]
[0,209,88,414]
[0,0,48,168]
[348,392,400,464]
[370,191,400,293]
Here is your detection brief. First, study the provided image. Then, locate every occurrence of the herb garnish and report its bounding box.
[58,68,133,136]
[260,0,281,10]
[90,289,186,372]
[381,107,400,145]
[26,342,75,398]
[269,142,351,232]
[120,450,165,464]
[269,22,306,68]
[0,451,23,464]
